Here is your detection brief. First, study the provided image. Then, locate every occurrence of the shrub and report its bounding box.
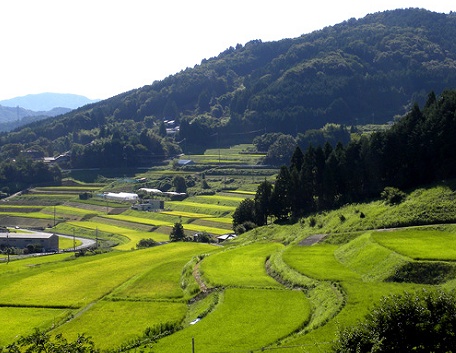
[381,186,406,205]
[136,238,158,248]
[308,216,317,227]
[333,289,456,352]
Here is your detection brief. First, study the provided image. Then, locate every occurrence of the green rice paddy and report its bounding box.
[4,148,456,352]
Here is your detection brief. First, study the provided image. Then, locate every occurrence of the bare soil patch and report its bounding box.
[298,234,327,246]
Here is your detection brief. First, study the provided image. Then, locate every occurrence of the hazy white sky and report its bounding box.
[0,0,454,101]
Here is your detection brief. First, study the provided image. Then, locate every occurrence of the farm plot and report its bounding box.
[281,281,421,352]
[0,307,72,346]
[201,242,284,288]
[283,244,361,281]
[166,200,235,216]
[193,194,249,207]
[41,205,99,220]
[52,300,187,350]
[65,220,164,249]
[151,288,311,353]
[109,257,199,300]
[372,226,456,260]
[102,213,229,236]
[335,232,408,281]
[0,242,213,307]
[0,205,43,213]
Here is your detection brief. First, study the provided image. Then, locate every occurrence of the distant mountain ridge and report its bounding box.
[2,8,456,165]
[0,93,99,131]
[0,93,99,112]
[0,105,72,132]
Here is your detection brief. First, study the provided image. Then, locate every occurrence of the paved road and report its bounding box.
[57,233,97,251]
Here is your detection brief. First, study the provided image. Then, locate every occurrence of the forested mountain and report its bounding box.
[1,8,456,168]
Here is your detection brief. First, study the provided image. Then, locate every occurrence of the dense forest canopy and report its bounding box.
[0,8,456,171]
[233,89,456,228]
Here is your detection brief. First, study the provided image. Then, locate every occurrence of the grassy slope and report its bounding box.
[3,166,456,351]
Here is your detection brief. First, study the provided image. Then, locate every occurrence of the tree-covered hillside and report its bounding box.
[1,8,456,167]
[234,90,456,227]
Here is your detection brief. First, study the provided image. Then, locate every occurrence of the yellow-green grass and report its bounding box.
[100,214,172,227]
[0,242,213,307]
[226,190,256,195]
[181,223,228,235]
[201,243,284,288]
[196,194,246,202]
[152,288,311,353]
[335,232,408,281]
[283,244,360,281]
[193,194,247,207]
[0,252,74,272]
[160,210,214,218]
[283,281,422,352]
[100,215,228,235]
[0,212,57,220]
[52,300,187,350]
[110,257,198,300]
[0,307,72,346]
[166,201,235,216]
[42,205,100,217]
[372,226,456,260]
[59,237,82,250]
[168,200,236,211]
[190,218,233,230]
[65,220,161,249]
[122,209,181,223]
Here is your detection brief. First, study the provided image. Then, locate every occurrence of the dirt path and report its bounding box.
[193,262,207,293]
[298,233,327,246]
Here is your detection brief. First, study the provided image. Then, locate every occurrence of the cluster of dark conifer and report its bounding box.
[234,90,456,228]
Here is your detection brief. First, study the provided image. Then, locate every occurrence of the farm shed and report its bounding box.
[0,232,59,252]
[102,192,138,202]
[217,233,237,243]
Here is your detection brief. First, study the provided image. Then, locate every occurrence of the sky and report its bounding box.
[0,0,454,102]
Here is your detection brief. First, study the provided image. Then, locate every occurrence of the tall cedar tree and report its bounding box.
[270,166,292,221]
[169,222,185,242]
[254,180,273,226]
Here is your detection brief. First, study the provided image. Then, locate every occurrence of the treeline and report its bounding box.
[233,90,456,229]
[0,157,61,196]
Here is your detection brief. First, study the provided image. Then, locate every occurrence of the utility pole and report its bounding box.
[192,337,195,353]
[6,228,10,264]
